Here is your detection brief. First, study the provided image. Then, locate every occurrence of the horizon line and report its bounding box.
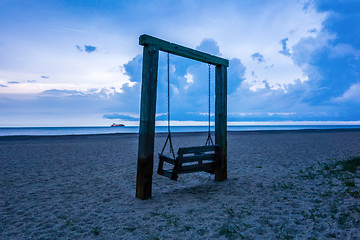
[2,120,360,128]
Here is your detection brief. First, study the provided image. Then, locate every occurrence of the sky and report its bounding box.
[0,0,359,127]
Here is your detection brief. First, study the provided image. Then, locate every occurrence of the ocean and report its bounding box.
[1,125,360,136]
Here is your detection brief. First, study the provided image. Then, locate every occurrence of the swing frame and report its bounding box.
[136,34,228,200]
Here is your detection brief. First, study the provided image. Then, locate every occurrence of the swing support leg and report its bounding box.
[136,45,159,200]
[215,64,227,181]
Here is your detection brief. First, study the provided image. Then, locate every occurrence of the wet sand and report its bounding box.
[1,129,360,239]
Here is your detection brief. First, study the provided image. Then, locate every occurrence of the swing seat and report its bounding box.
[158,145,219,180]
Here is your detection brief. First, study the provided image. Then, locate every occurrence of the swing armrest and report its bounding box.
[158,154,176,165]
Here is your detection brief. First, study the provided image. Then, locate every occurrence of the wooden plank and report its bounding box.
[159,154,176,165]
[162,170,176,179]
[157,155,164,175]
[172,160,181,180]
[181,153,216,163]
[178,162,215,174]
[136,45,159,200]
[178,145,219,155]
[158,154,166,176]
[139,35,229,67]
[215,65,227,181]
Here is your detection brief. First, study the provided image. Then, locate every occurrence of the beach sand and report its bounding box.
[1,130,360,239]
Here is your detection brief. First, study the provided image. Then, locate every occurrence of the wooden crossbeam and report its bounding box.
[139,35,229,67]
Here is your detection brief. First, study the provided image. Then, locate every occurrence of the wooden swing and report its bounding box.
[157,53,219,180]
[136,34,227,200]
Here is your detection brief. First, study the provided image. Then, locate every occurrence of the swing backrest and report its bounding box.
[177,145,219,163]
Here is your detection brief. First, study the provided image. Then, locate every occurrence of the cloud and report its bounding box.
[110,34,353,122]
[76,45,83,52]
[75,44,97,53]
[228,58,246,94]
[278,38,291,56]
[0,88,122,126]
[103,113,140,121]
[289,1,360,107]
[251,52,265,63]
[155,112,212,122]
[27,80,37,83]
[328,44,360,59]
[123,54,142,83]
[63,37,245,123]
[41,75,49,79]
[332,83,360,103]
[0,84,8,87]
[110,38,246,122]
[195,39,221,56]
[42,89,88,97]
[7,81,20,84]
[55,27,86,33]
[84,45,96,53]
[227,112,298,122]
[2,0,360,125]
[41,87,121,98]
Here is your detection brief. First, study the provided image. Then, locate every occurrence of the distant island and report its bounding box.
[111,123,125,127]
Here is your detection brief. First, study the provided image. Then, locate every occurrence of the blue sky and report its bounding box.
[0,0,359,126]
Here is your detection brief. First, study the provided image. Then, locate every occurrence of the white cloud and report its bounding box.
[332,83,360,103]
[0,18,135,95]
[184,72,194,90]
[3,0,348,125]
[329,44,360,59]
[163,0,329,91]
[292,31,335,67]
[0,0,328,96]
[185,73,194,84]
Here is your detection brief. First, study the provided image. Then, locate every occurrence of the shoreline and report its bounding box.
[1,127,360,139]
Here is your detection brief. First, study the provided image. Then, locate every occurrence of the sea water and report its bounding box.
[1,125,360,136]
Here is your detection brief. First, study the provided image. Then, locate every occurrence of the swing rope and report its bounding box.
[160,53,175,158]
[205,64,214,146]
[161,55,213,157]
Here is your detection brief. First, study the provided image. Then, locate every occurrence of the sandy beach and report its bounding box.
[1,129,360,239]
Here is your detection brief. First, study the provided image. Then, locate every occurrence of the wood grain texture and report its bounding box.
[140,34,229,67]
[138,35,228,197]
[215,65,227,181]
[136,45,159,200]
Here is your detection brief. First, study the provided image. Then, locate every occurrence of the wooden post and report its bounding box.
[136,45,159,200]
[215,64,227,181]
